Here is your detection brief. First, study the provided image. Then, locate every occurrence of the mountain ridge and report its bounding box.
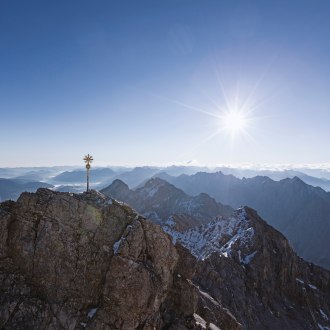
[0,188,329,329]
[0,178,53,202]
[154,171,330,270]
[101,177,233,228]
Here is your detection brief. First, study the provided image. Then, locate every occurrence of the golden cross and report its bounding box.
[83,154,93,192]
[83,154,93,169]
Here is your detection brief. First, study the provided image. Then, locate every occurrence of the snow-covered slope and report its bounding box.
[163,208,256,262]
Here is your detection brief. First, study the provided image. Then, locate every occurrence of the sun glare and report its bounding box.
[222,110,247,134]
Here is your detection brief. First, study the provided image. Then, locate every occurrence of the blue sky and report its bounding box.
[1,0,330,166]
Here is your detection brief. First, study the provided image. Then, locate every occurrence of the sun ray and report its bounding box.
[201,92,226,113]
[179,128,225,159]
[151,92,221,119]
[240,55,278,114]
[212,59,231,112]
[145,57,277,159]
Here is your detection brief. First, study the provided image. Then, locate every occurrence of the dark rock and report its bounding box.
[0,189,329,329]
[0,189,241,329]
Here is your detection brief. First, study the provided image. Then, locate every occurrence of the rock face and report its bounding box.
[101,178,233,230]
[0,189,240,329]
[0,189,329,329]
[166,207,330,329]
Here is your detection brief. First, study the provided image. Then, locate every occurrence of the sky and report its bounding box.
[1,0,330,167]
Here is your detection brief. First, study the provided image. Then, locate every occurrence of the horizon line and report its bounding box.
[1,162,330,171]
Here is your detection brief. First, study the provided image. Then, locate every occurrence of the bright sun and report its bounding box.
[222,111,247,134]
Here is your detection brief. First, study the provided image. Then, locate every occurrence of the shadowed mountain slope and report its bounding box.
[215,167,330,191]
[101,177,233,229]
[0,178,53,201]
[154,171,330,270]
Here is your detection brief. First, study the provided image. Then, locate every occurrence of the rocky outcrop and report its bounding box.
[0,189,240,329]
[190,208,330,329]
[0,189,329,329]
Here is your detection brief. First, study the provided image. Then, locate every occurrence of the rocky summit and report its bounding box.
[0,189,330,330]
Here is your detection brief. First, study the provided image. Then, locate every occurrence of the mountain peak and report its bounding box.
[109,178,129,189]
[136,177,183,198]
[291,175,306,185]
[1,189,330,329]
[103,177,233,227]
[141,177,169,191]
[159,170,330,269]
[100,179,130,199]
[0,189,244,329]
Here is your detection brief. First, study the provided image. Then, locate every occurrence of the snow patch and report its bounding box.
[165,216,176,228]
[140,181,164,198]
[320,309,329,321]
[113,224,133,254]
[177,199,202,213]
[146,186,160,197]
[308,283,318,290]
[242,251,257,264]
[193,313,207,328]
[113,238,124,254]
[296,278,304,284]
[88,308,98,318]
[238,250,242,263]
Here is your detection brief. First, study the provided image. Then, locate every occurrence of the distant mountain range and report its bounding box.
[101,177,233,229]
[100,167,161,189]
[1,166,330,270]
[152,171,330,270]
[0,167,75,180]
[0,178,53,201]
[2,165,330,191]
[215,167,330,191]
[99,166,330,191]
[53,168,117,183]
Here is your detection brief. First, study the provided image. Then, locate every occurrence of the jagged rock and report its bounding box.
[171,207,330,329]
[160,245,242,330]
[0,189,329,329]
[0,189,241,329]
[102,218,179,329]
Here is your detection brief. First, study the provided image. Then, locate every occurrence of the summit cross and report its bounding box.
[83,154,93,192]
